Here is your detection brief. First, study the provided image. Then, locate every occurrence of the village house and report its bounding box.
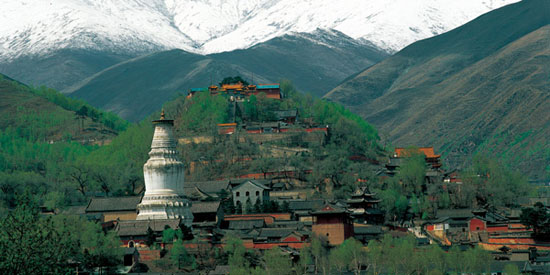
[232,180,270,210]
[85,196,142,222]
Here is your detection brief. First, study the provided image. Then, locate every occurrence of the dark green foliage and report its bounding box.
[219,76,249,86]
[179,224,194,241]
[171,241,196,270]
[520,202,550,240]
[461,155,531,208]
[0,192,122,273]
[145,227,156,247]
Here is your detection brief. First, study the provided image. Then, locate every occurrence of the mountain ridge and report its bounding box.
[324,0,550,178]
[0,0,518,60]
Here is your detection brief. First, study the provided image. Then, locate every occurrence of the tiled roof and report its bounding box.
[116,219,181,237]
[233,180,271,191]
[191,201,220,214]
[86,196,142,213]
[288,200,324,211]
[228,219,265,230]
[185,180,230,194]
[311,204,347,215]
[259,228,295,238]
[60,205,87,215]
[257,84,280,89]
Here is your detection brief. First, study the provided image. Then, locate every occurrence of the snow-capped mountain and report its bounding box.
[0,0,519,60]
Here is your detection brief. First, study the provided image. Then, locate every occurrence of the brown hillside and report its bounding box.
[325,0,550,178]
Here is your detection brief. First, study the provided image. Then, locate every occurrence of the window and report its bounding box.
[236,192,240,197]
[256,191,259,196]
[246,191,250,196]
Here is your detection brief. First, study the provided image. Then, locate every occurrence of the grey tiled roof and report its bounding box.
[288,200,324,211]
[185,180,230,195]
[259,228,296,238]
[191,201,221,214]
[228,219,265,230]
[116,219,181,237]
[86,196,142,213]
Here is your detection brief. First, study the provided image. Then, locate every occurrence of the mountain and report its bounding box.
[0,49,134,92]
[325,0,550,178]
[0,0,517,94]
[0,0,517,59]
[68,30,387,121]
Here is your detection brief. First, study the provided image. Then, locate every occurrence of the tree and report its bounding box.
[178,224,194,241]
[162,226,176,243]
[398,147,427,196]
[145,227,156,247]
[171,241,196,270]
[219,76,249,86]
[503,264,521,275]
[263,247,292,275]
[520,202,550,240]
[226,235,249,270]
[0,192,74,274]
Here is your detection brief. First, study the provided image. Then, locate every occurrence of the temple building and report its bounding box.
[311,204,354,246]
[136,111,193,226]
[346,186,384,224]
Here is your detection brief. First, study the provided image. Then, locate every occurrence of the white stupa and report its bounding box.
[136,110,193,226]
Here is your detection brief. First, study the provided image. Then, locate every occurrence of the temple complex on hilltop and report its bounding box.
[136,111,193,226]
[189,82,281,100]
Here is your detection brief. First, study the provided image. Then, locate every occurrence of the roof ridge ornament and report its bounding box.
[160,109,165,120]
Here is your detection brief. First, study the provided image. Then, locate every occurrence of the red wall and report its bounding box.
[469,218,486,232]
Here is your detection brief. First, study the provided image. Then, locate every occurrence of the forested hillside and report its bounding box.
[0,75,383,211]
[0,74,127,209]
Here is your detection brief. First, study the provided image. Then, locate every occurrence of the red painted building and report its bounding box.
[311,205,354,246]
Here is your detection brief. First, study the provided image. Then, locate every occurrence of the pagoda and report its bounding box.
[346,186,384,224]
[136,110,193,226]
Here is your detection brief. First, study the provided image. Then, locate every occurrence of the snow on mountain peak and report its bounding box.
[0,0,519,60]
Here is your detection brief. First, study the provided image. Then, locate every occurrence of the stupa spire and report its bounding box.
[136,113,192,225]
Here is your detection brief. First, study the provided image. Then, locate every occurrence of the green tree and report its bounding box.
[162,226,176,243]
[264,247,292,275]
[145,227,156,247]
[520,202,550,239]
[219,76,249,86]
[171,241,196,269]
[503,264,521,275]
[0,192,74,274]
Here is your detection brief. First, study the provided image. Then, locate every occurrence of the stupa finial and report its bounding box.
[160,109,165,120]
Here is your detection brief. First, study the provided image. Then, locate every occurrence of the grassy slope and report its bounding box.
[325,0,550,178]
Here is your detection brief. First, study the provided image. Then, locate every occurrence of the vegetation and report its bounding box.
[520,202,550,240]
[220,234,495,275]
[219,76,249,86]
[0,191,122,273]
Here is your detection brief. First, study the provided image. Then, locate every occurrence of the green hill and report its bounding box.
[0,73,128,208]
[325,0,550,179]
[67,30,387,122]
